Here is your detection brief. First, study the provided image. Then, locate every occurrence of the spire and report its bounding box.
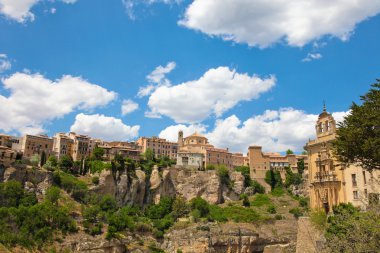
[323,100,326,112]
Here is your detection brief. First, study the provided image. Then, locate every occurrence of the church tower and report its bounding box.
[315,103,336,138]
[178,130,184,148]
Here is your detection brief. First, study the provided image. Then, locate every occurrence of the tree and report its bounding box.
[47,155,58,167]
[333,81,380,171]
[265,169,282,190]
[144,148,155,162]
[92,146,104,161]
[286,149,294,155]
[45,186,61,205]
[172,196,189,219]
[40,151,47,167]
[59,155,73,170]
[30,154,40,167]
[297,159,305,175]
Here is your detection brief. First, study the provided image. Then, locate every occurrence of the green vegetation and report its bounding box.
[286,149,294,155]
[289,207,303,219]
[297,158,305,175]
[267,205,277,214]
[0,181,77,248]
[251,194,270,207]
[284,167,302,187]
[53,171,88,202]
[270,187,285,197]
[265,169,282,190]
[333,80,380,170]
[320,203,380,253]
[310,209,327,231]
[205,164,215,170]
[235,166,265,193]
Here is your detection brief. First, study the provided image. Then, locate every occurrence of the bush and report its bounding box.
[45,186,61,205]
[298,197,308,208]
[251,180,266,194]
[205,164,215,170]
[216,165,230,187]
[289,207,303,219]
[275,214,284,220]
[92,176,99,185]
[310,209,327,231]
[251,194,270,207]
[241,194,250,207]
[271,187,285,197]
[267,205,277,214]
[146,197,174,220]
[190,197,210,217]
[99,195,117,212]
[172,196,189,219]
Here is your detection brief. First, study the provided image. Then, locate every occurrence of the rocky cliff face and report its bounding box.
[0,165,53,199]
[93,167,246,206]
[162,222,295,253]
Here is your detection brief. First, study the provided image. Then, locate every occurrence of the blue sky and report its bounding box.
[0,0,379,153]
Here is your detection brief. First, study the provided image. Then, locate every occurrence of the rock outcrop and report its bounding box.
[162,222,295,253]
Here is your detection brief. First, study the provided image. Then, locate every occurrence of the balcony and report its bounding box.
[314,171,339,183]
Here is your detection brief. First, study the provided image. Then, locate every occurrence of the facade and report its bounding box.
[176,131,233,169]
[21,134,54,159]
[67,132,90,161]
[136,136,178,160]
[305,107,380,212]
[99,141,141,162]
[231,153,249,167]
[53,133,74,159]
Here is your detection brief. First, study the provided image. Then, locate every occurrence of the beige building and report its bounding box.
[53,133,74,159]
[231,153,249,167]
[176,131,233,170]
[67,132,90,161]
[305,107,380,212]
[99,141,141,162]
[136,136,178,160]
[21,134,54,159]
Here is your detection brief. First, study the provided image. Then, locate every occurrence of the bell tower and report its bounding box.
[178,130,184,147]
[315,103,336,138]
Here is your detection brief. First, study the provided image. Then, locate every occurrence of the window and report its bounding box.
[352,174,357,187]
[353,191,359,200]
[363,171,367,184]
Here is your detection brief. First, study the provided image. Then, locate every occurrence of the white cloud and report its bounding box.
[160,108,349,152]
[0,72,117,134]
[146,66,276,123]
[138,61,176,97]
[179,0,380,48]
[302,53,323,62]
[159,124,207,142]
[121,99,139,115]
[70,113,140,141]
[122,0,182,19]
[0,0,77,22]
[0,54,11,73]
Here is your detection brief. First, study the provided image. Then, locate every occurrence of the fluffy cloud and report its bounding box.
[0,72,117,134]
[159,124,207,142]
[70,113,140,141]
[138,61,176,97]
[0,54,11,72]
[146,66,276,123]
[302,53,323,62]
[0,0,77,22]
[159,108,349,152]
[179,0,380,47]
[121,99,139,115]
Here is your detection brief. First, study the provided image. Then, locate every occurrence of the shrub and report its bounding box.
[275,214,283,220]
[251,180,266,194]
[190,197,210,217]
[172,196,189,219]
[205,164,215,170]
[267,205,277,214]
[289,207,303,219]
[92,176,99,185]
[99,195,117,212]
[45,186,61,205]
[216,165,230,187]
[241,194,250,207]
[271,187,285,197]
[251,194,270,207]
[146,197,174,220]
[310,209,327,231]
[298,197,308,208]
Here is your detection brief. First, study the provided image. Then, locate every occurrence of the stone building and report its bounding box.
[247,146,309,192]
[176,131,233,170]
[136,136,178,160]
[21,134,54,159]
[231,153,249,167]
[305,106,380,212]
[99,141,141,162]
[53,133,74,159]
